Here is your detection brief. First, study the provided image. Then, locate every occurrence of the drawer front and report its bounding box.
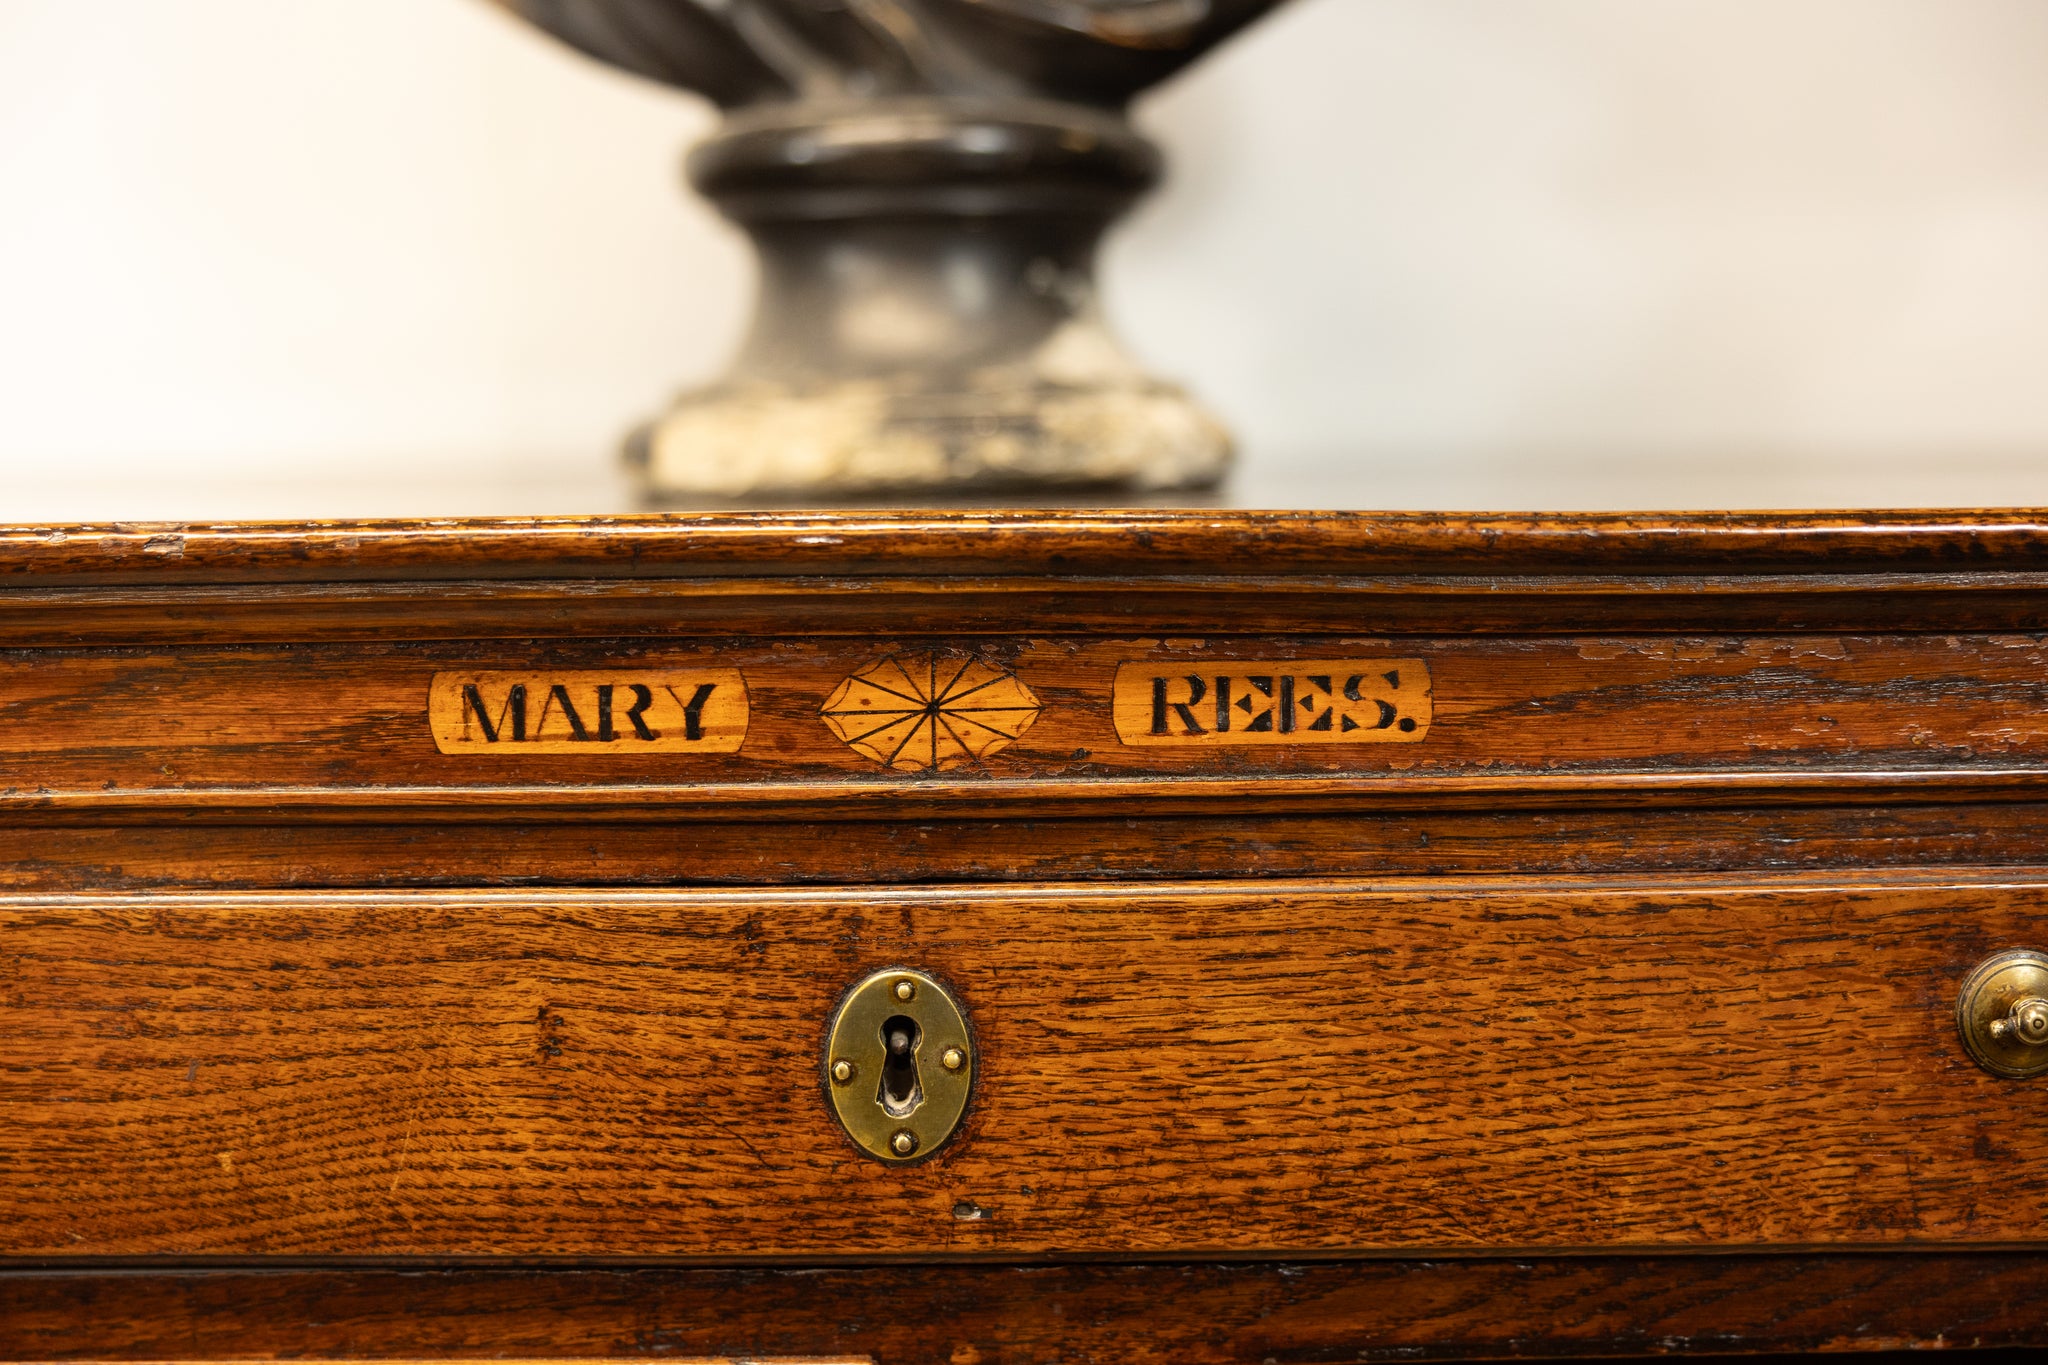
[4,877,2044,1257]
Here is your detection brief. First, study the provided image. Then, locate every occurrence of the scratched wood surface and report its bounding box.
[6,513,2048,646]
[8,510,2048,580]
[5,875,2047,1258]
[3,1257,2044,1363]
[7,512,2048,1356]
[5,633,2048,819]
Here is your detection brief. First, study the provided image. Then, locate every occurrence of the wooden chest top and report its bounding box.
[4,509,2048,1360]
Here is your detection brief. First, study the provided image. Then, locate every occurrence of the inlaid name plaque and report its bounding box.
[429,671,749,753]
[1111,659,1433,746]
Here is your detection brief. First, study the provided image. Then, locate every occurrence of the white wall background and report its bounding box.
[2,0,2047,515]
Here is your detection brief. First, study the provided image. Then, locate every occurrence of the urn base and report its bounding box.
[633,354,1231,503]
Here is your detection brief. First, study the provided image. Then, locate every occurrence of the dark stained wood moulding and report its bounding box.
[10,510,2048,582]
[8,804,2048,891]
[1,1256,2045,1362]
[4,511,2048,641]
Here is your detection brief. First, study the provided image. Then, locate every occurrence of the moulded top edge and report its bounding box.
[5,509,2048,584]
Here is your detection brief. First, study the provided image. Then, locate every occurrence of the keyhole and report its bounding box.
[879,1014,923,1118]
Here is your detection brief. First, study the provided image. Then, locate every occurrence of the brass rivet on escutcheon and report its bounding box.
[824,967,974,1163]
[1958,949,2048,1078]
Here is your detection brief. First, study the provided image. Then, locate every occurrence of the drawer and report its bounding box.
[5,874,2046,1258]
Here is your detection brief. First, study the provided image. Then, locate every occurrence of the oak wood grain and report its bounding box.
[4,875,2046,1258]
[7,633,2048,820]
[9,511,2048,1357]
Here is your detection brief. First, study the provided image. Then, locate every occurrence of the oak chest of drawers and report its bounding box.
[5,510,2048,1361]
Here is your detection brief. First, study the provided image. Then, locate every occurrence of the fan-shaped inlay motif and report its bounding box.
[821,654,1042,773]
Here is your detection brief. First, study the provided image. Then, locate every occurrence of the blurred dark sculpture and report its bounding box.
[493,0,1290,501]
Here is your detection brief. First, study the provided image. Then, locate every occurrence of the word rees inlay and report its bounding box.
[1112,659,1433,746]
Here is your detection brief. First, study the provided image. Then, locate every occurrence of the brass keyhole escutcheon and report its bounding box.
[825,968,973,1162]
[1958,949,2048,1078]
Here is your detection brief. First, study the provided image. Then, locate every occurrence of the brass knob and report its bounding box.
[1957,949,2048,1077]
[1993,998,2048,1046]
